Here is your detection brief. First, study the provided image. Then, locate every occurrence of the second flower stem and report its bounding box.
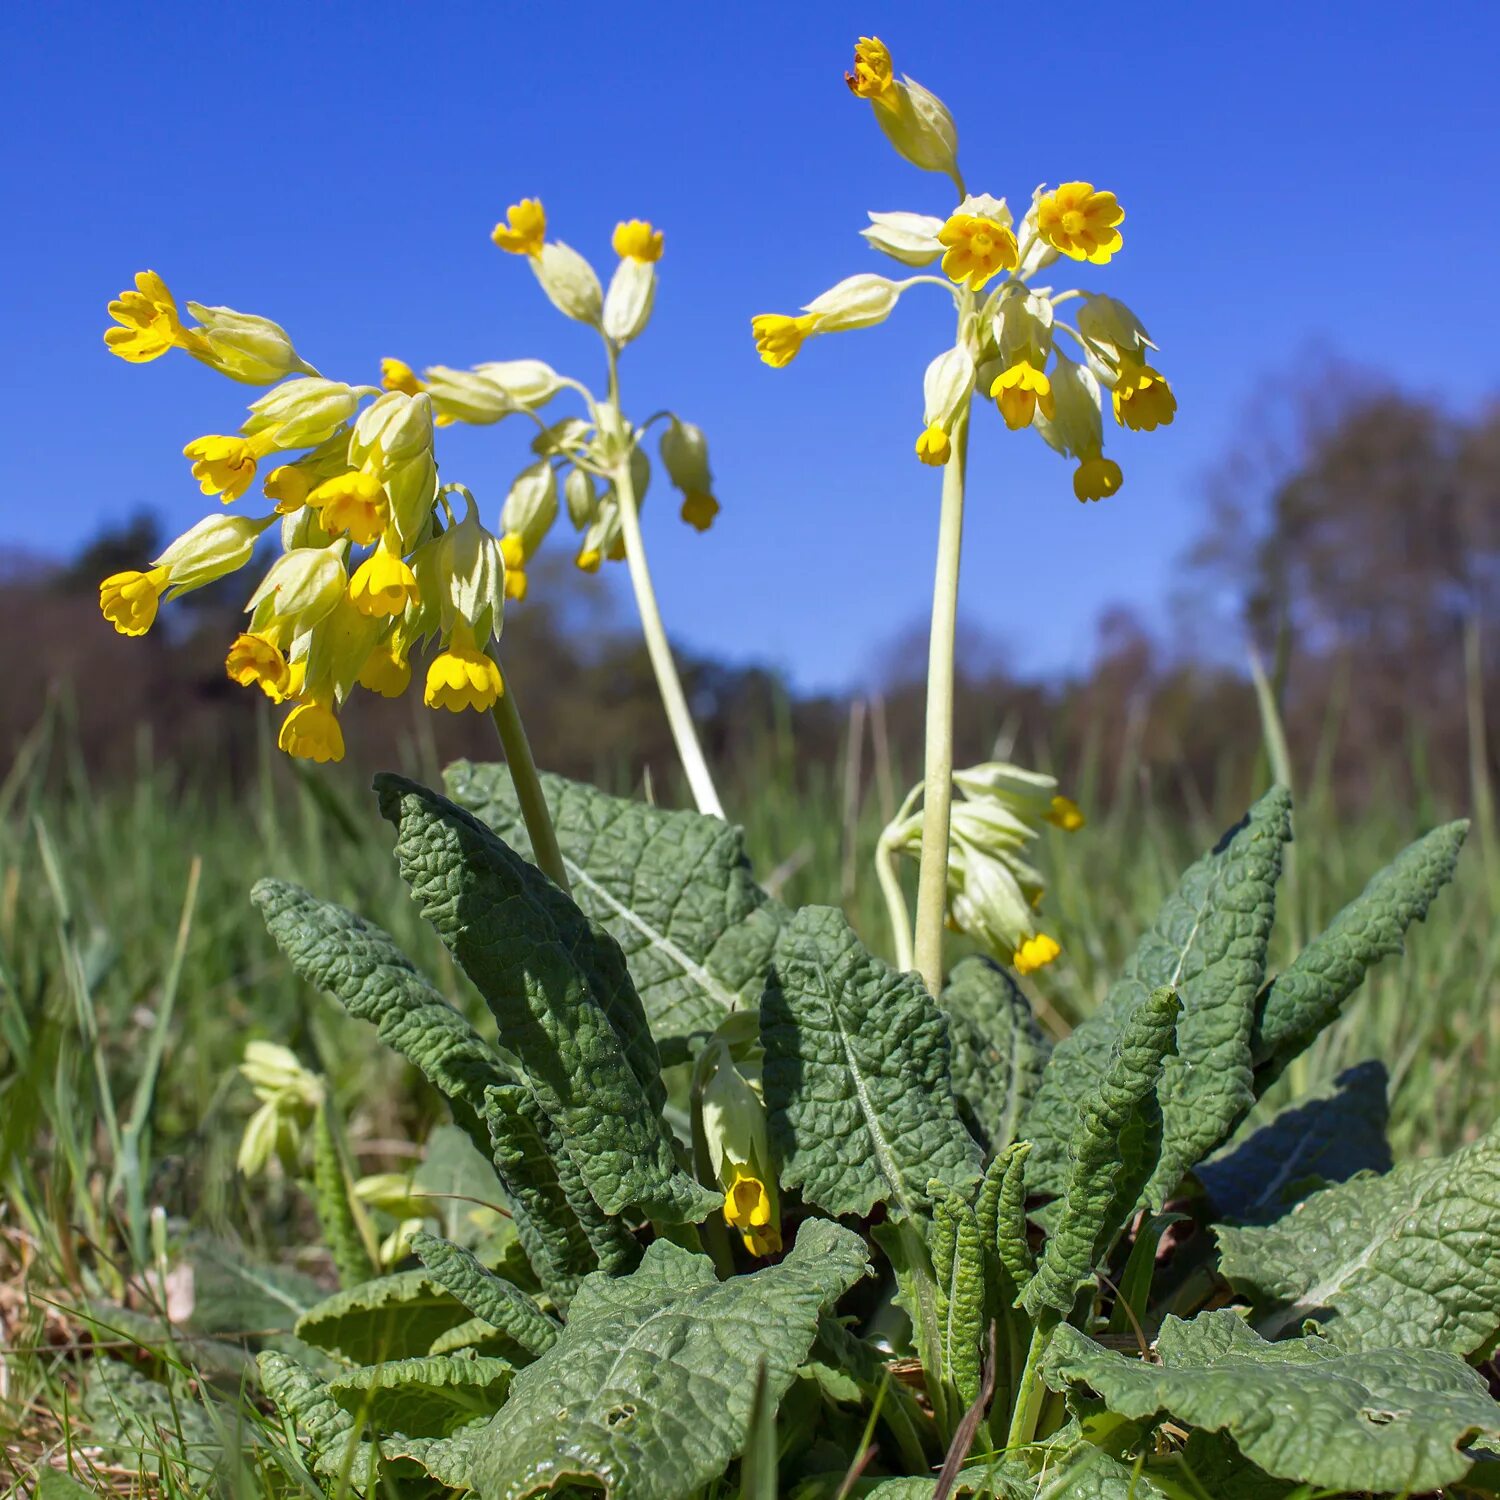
[486,660,572,895]
[912,405,971,999]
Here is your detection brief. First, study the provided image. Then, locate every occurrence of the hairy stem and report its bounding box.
[1005,1314,1056,1452]
[486,664,571,895]
[912,406,972,997]
[876,834,915,972]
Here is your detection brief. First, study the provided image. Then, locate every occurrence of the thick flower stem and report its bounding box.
[486,665,572,895]
[612,457,726,820]
[1005,1314,1057,1452]
[912,408,971,998]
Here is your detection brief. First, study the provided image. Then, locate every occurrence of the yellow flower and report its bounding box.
[348,547,420,617]
[104,271,196,364]
[499,532,527,570]
[1112,362,1177,431]
[612,219,664,263]
[184,432,275,503]
[751,313,818,368]
[99,566,170,636]
[491,198,546,256]
[724,1168,782,1257]
[680,492,719,532]
[1047,795,1085,831]
[504,566,529,601]
[844,36,894,102]
[357,641,411,698]
[1036,183,1124,265]
[576,548,602,573]
[1073,456,1123,503]
[381,357,426,396]
[937,213,1019,291]
[263,464,313,514]
[313,471,388,546]
[277,699,344,763]
[226,632,292,700]
[424,627,503,713]
[915,423,951,466]
[990,361,1055,431]
[1013,932,1061,975]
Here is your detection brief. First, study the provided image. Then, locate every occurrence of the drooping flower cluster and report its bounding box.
[753,36,1174,502]
[883,762,1084,974]
[99,209,721,761]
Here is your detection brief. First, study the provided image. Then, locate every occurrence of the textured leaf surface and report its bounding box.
[1030,1448,1170,1497]
[1022,988,1179,1316]
[412,1230,559,1357]
[1250,822,1467,1085]
[930,1181,987,1408]
[1198,1061,1391,1225]
[762,906,982,1220]
[1023,789,1291,1204]
[468,1218,868,1500]
[447,762,785,1041]
[863,1461,1030,1498]
[1043,1310,1500,1493]
[328,1352,512,1435]
[257,1351,369,1480]
[1217,1121,1500,1354]
[941,956,1051,1152]
[376,775,715,1224]
[295,1270,474,1365]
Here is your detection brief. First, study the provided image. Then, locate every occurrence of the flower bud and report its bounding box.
[1035,355,1103,460]
[993,289,1054,372]
[1076,294,1155,363]
[433,495,506,646]
[603,256,656,346]
[422,366,518,425]
[576,499,623,571]
[384,451,439,549]
[531,242,603,326]
[500,461,559,559]
[248,546,348,630]
[472,359,566,409]
[659,419,713,495]
[872,76,960,182]
[861,210,944,266]
[564,465,598,528]
[698,1032,781,1258]
[803,273,902,333]
[922,345,975,429]
[530,416,590,459]
[153,512,273,595]
[350,390,434,466]
[245,378,360,448]
[185,302,310,385]
[303,592,384,703]
[240,1040,323,1106]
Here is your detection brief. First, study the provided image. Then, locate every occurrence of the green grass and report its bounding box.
[1,706,1495,1493]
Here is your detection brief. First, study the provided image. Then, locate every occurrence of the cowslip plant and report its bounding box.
[243,761,1494,1498]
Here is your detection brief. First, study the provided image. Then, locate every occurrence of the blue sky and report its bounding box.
[4,0,1498,690]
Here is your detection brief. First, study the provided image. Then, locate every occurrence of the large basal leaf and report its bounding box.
[1250,821,1467,1087]
[376,775,716,1225]
[1022,789,1291,1205]
[295,1270,475,1365]
[258,1351,371,1481]
[1197,1060,1391,1225]
[1025,1448,1170,1498]
[863,1461,1031,1498]
[941,956,1051,1152]
[1043,1310,1500,1493]
[762,906,982,1221]
[412,1230,560,1358]
[447,762,785,1042]
[1021,988,1179,1317]
[1217,1120,1500,1355]
[467,1217,868,1500]
[327,1352,513,1436]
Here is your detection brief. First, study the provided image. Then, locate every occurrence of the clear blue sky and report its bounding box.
[4,1,1497,690]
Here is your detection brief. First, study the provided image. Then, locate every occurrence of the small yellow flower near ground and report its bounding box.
[1037,183,1125,265]
[313,471,388,546]
[504,567,528,601]
[1013,932,1062,975]
[425,626,504,713]
[751,313,818,368]
[104,271,195,364]
[263,464,313,514]
[1112,362,1177,431]
[278,700,344,763]
[491,198,546,256]
[844,36,894,102]
[184,433,274,503]
[990,361,1055,430]
[724,1169,782,1257]
[380,357,426,397]
[612,219,665,263]
[915,423,951,466]
[680,492,719,532]
[1047,794,1086,831]
[226,632,292,700]
[99,566,170,636]
[358,642,411,698]
[1073,455,1124,503]
[576,547,602,573]
[348,547,420,617]
[937,213,1019,291]
[499,532,527,570]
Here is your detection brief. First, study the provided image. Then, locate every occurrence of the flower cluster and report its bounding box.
[754,37,1174,502]
[883,761,1083,974]
[99,207,721,761]
[236,1042,325,1177]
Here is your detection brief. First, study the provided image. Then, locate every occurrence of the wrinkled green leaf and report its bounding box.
[864,1461,1030,1498]
[1218,1120,1500,1355]
[468,1217,868,1500]
[77,1361,221,1481]
[930,1181,988,1408]
[412,1230,560,1357]
[376,775,715,1225]
[380,1429,480,1488]
[1023,789,1291,1205]
[328,1352,512,1436]
[295,1270,473,1365]
[1022,988,1179,1317]
[1043,1310,1500,1493]
[311,1097,377,1288]
[258,1350,369,1481]
[1034,1447,1170,1498]
[447,762,786,1042]
[941,956,1051,1152]
[1198,1061,1391,1225]
[763,906,982,1220]
[1250,822,1467,1086]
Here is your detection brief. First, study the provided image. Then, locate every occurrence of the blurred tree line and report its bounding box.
[6,370,1498,818]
